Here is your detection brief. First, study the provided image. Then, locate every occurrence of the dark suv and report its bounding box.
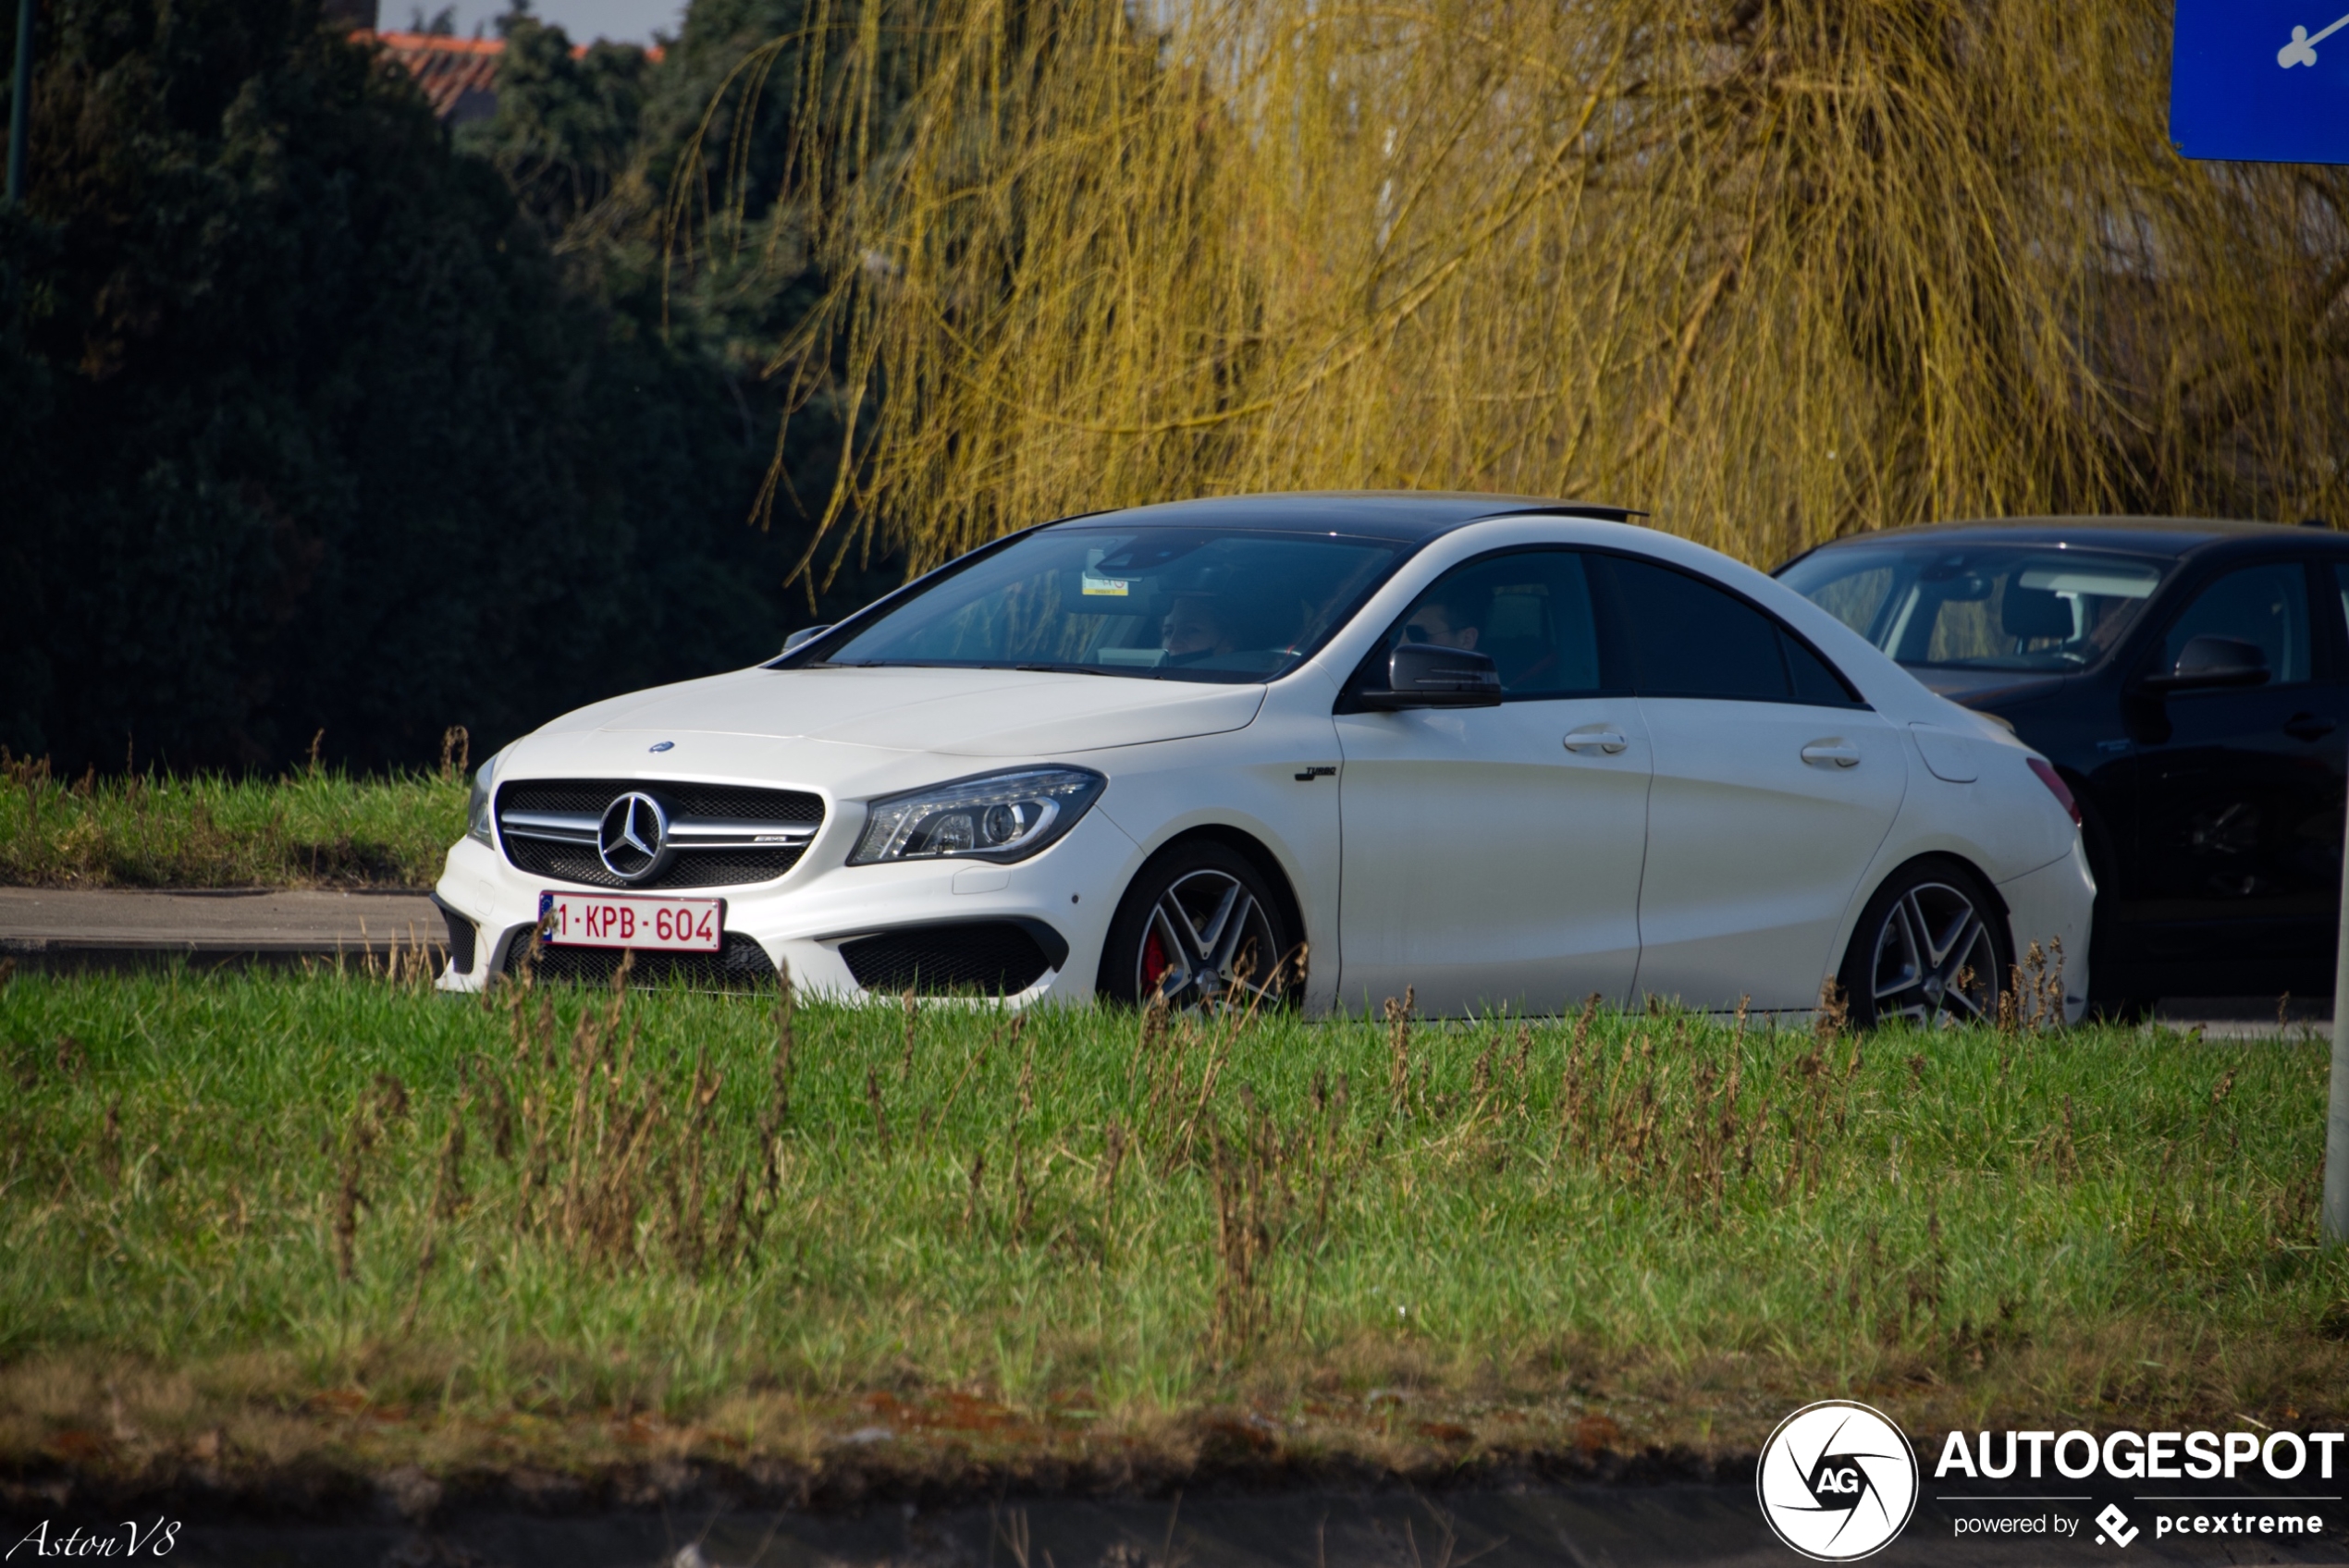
[1777,518,2349,1010]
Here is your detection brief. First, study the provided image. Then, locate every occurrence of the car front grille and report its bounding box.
[499,841,810,890]
[840,922,1057,997]
[495,778,824,891]
[502,929,779,989]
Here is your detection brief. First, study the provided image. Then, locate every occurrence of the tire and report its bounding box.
[1838,857,2013,1030]
[1098,839,1297,1010]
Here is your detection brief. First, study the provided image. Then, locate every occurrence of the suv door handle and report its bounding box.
[1564,727,1629,754]
[2284,713,2338,741]
[1801,740,1863,767]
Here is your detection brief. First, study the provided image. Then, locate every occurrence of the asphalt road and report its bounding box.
[0,887,446,971]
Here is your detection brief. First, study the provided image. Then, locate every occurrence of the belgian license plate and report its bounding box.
[537,891,724,952]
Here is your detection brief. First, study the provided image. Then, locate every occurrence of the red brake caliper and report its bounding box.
[1142,928,1169,993]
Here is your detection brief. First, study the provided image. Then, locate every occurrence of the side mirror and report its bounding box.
[781,624,834,655]
[2142,634,2269,693]
[1359,643,1503,710]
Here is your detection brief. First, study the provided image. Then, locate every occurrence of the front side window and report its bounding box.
[1371,549,1607,698]
[811,527,1406,683]
[1604,557,1860,705]
[2157,562,2312,684]
[1778,543,2167,673]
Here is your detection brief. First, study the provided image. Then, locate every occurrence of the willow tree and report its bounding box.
[678,0,2349,582]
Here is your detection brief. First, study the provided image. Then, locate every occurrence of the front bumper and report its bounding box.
[433,803,1140,1003]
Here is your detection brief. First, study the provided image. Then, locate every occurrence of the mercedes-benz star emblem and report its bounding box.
[597,792,671,883]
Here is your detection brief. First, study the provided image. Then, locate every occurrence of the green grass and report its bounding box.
[0,755,464,888]
[0,966,2343,1481]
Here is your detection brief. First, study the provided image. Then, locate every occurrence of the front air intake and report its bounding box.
[839,921,1063,997]
[501,929,778,989]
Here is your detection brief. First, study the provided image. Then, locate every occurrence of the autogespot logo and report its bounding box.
[1758,1400,1921,1561]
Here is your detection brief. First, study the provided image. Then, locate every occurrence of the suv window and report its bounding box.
[2157,563,2312,685]
[1602,556,1861,706]
[2329,565,2349,668]
[1778,543,2165,673]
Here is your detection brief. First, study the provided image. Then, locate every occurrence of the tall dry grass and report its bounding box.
[5,964,2343,1472]
[672,0,2349,584]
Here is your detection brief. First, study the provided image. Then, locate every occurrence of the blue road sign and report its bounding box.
[2173,0,2349,163]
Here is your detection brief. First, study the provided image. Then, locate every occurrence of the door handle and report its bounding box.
[2284,713,2338,741]
[1564,727,1629,755]
[1801,740,1863,768]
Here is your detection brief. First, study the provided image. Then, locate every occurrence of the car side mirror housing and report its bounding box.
[1359,643,1504,709]
[781,624,834,655]
[2141,634,2269,693]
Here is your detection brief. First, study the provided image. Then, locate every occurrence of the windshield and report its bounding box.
[812,526,1407,681]
[1777,542,2171,674]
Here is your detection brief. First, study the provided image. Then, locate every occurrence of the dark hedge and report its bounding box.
[0,0,888,774]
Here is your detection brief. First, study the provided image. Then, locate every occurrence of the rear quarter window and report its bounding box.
[1602,556,1862,707]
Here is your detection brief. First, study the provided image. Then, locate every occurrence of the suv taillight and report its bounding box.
[2027,757,2081,827]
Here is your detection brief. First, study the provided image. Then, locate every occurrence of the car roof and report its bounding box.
[1789,515,2341,561]
[1040,491,1641,544]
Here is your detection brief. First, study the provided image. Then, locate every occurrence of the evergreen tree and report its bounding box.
[0,0,881,773]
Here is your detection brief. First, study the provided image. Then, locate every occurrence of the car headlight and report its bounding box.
[465,748,508,846]
[851,767,1106,865]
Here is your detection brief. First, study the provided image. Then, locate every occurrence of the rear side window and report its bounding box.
[1602,556,1861,706]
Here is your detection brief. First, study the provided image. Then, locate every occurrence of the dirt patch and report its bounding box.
[0,1403,1734,1529]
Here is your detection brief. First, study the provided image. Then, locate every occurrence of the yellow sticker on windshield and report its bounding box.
[1081,574,1130,596]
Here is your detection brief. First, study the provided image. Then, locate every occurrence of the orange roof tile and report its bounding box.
[363,31,504,122]
[359,29,665,123]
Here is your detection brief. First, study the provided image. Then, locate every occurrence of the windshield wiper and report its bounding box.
[814,657,1155,677]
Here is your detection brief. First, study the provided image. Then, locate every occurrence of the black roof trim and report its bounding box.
[1034,491,1645,544]
[1482,503,1651,524]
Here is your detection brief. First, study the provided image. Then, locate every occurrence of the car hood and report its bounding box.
[535,666,1267,758]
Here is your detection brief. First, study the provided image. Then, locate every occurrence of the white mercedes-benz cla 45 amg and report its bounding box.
[434,493,2093,1025]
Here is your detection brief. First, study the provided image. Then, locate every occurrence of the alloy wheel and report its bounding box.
[1136,867,1284,1011]
[1866,880,2000,1027]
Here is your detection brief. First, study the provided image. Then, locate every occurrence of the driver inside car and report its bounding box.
[1401,587,1486,652]
[1161,594,1239,663]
